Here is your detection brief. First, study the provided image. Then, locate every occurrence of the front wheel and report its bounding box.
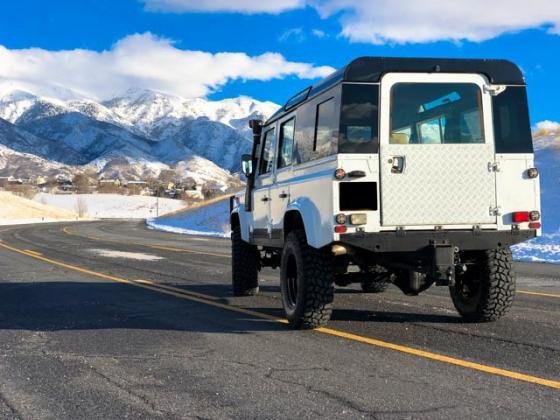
[280,230,334,329]
[450,248,515,322]
[231,225,259,296]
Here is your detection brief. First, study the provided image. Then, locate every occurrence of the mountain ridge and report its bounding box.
[0,87,280,188]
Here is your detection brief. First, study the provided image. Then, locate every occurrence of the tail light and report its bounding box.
[334,225,347,233]
[512,211,530,223]
[529,222,541,229]
[529,211,541,221]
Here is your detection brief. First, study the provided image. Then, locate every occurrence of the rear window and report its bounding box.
[492,87,533,153]
[390,83,484,145]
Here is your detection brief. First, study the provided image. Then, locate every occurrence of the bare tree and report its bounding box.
[75,196,88,218]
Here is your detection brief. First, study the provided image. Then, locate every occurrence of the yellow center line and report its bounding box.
[518,290,560,298]
[0,240,559,390]
[24,249,43,256]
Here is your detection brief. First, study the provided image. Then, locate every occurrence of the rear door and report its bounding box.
[379,73,497,227]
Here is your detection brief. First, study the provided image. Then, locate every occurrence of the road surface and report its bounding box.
[0,221,559,419]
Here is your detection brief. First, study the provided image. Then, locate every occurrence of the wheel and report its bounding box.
[231,224,259,296]
[449,248,515,322]
[280,230,334,329]
[360,266,390,293]
[361,277,389,293]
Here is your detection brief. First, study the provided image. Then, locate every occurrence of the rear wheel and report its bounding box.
[231,224,259,296]
[280,230,334,329]
[450,248,515,322]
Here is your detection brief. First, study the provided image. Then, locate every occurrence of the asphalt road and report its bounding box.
[0,220,559,419]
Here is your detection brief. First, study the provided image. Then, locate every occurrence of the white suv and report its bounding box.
[230,57,541,329]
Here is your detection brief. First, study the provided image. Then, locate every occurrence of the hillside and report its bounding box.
[0,191,80,225]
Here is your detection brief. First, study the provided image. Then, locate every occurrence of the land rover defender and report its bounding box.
[230,57,541,329]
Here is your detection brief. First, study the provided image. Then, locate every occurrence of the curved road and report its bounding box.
[0,220,559,419]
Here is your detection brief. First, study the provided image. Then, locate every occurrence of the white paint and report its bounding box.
[89,248,164,261]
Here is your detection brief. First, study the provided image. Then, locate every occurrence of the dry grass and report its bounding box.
[0,191,81,223]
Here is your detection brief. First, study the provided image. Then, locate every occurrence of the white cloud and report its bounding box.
[279,28,306,43]
[142,0,304,14]
[311,29,327,39]
[143,0,560,44]
[312,0,560,44]
[0,33,335,100]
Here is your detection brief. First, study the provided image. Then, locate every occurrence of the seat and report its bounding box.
[390,132,409,144]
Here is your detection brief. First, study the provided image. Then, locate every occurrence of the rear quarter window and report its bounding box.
[492,87,533,153]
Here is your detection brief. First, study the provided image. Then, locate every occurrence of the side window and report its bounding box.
[293,102,315,164]
[277,118,295,169]
[314,98,337,158]
[492,87,533,153]
[339,84,379,153]
[258,128,276,175]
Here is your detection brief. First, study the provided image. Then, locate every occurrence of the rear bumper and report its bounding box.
[339,229,536,253]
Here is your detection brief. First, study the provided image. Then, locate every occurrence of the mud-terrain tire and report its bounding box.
[360,266,390,293]
[450,247,515,322]
[231,225,259,296]
[361,278,389,293]
[280,230,334,329]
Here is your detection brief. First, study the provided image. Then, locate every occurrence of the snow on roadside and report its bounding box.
[34,193,186,219]
[147,198,230,238]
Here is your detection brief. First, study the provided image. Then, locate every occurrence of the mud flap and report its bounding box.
[431,240,455,286]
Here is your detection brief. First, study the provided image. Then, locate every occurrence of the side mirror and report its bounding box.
[241,154,253,177]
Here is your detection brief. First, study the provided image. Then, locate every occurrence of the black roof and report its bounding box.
[267,56,524,123]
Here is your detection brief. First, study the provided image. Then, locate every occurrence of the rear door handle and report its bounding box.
[261,197,270,202]
[389,156,406,173]
[278,192,289,199]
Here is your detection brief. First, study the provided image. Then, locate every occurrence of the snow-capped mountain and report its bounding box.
[0,86,280,188]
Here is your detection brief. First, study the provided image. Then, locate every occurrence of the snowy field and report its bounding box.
[34,193,186,219]
[147,197,230,237]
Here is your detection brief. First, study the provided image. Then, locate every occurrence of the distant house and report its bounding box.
[98,179,121,187]
[124,180,147,188]
[0,176,23,187]
[36,176,48,187]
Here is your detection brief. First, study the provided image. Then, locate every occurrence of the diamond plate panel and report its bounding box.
[380,144,497,226]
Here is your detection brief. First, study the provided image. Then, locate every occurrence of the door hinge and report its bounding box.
[483,84,506,96]
[488,162,500,172]
[489,206,501,216]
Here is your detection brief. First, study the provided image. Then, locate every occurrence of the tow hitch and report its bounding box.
[431,240,456,286]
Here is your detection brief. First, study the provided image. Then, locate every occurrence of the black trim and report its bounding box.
[251,228,284,248]
[339,229,536,253]
[344,57,524,85]
[267,57,524,124]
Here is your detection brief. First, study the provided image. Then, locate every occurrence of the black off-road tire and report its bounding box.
[361,278,389,293]
[280,230,334,329]
[360,266,390,293]
[450,247,515,322]
[231,225,259,296]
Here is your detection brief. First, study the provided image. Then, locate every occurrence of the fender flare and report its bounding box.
[285,198,328,248]
[231,204,251,243]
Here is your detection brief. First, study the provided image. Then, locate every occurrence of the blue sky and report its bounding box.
[0,0,558,124]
